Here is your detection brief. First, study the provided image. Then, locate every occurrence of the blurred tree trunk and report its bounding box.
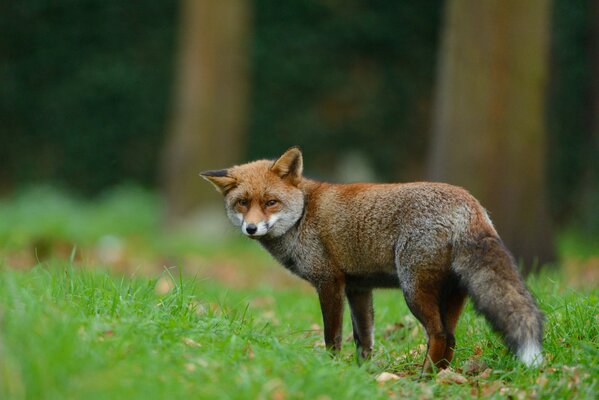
[162,0,250,228]
[428,0,555,272]
[579,0,599,232]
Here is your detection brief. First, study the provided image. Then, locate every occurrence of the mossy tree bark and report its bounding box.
[162,0,251,228]
[429,0,555,272]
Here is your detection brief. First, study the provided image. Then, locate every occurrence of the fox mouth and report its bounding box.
[241,221,269,238]
[245,229,266,239]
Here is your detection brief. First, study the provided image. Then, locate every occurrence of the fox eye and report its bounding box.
[265,199,278,207]
[237,199,249,207]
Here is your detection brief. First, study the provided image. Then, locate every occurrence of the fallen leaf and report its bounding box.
[182,337,201,348]
[418,382,434,399]
[245,342,255,360]
[476,368,493,380]
[376,372,401,383]
[410,325,420,338]
[463,358,488,375]
[479,381,504,397]
[536,374,548,388]
[261,379,286,400]
[271,388,286,400]
[208,303,222,315]
[435,369,468,385]
[194,358,208,368]
[188,301,207,316]
[155,276,174,295]
[473,345,483,357]
[499,387,527,400]
[185,363,196,372]
[562,365,584,385]
[249,296,274,308]
[383,322,406,338]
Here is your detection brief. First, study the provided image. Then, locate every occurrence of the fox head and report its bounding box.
[200,147,305,238]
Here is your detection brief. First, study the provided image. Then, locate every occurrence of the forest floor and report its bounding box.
[0,186,597,399]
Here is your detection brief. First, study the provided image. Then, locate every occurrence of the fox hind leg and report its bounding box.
[402,279,448,373]
[439,277,467,368]
[400,264,467,374]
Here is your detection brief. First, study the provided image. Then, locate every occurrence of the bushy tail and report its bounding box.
[453,236,544,366]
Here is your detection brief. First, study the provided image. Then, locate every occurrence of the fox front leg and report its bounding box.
[346,288,374,360]
[316,279,345,353]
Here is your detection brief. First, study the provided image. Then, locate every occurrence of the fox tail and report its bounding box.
[453,236,544,366]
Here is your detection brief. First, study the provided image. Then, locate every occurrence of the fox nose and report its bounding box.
[245,224,258,235]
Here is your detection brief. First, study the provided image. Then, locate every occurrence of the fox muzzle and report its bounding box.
[241,220,269,237]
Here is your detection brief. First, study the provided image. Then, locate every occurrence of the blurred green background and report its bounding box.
[0,0,597,274]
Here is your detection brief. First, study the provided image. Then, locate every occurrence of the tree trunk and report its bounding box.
[579,0,599,232]
[429,0,555,272]
[162,0,250,228]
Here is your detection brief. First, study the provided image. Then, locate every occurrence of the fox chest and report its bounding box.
[259,238,308,278]
[260,234,398,286]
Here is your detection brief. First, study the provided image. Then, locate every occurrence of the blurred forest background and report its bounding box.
[0,0,597,274]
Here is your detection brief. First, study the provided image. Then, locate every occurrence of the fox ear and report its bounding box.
[200,169,237,194]
[271,147,303,185]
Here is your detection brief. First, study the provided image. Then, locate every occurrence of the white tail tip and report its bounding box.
[518,341,543,367]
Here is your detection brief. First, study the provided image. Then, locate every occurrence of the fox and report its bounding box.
[200,147,544,372]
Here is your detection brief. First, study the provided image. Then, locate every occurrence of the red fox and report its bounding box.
[201,147,544,371]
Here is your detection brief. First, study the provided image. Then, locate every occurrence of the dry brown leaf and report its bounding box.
[208,303,222,315]
[499,387,527,400]
[250,296,275,308]
[476,368,493,380]
[479,380,504,397]
[435,369,468,385]
[418,382,434,399]
[261,379,286,400]
[562,365,585,386]
[376,372,401,383]
[410,325,420,338]
[463,358,488,376]
[473,345,483,357]
[383,322,406,338]
[155,276,174,295]
[194,358,208,368]
[182,337,201,348]
[185,363,196,372]
[188,300,207,316]
[271,388,286,400]
[245,342,255,360]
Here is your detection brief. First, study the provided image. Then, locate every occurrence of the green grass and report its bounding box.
[0,186,597,399]
[0,264,597,399]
